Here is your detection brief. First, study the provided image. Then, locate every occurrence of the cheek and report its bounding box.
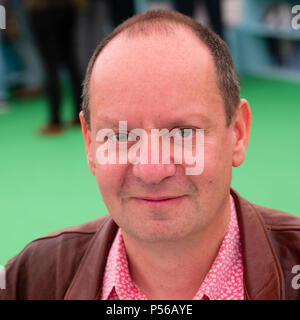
[186,141,232,207]
[200,138,233,181]
[95,164,127,202]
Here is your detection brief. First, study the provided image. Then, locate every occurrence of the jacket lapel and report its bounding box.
[64,216,118,300]
[231,189,283,300]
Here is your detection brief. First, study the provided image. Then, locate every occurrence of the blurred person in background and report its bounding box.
[0,0,19,113]
[5,0,44,99]
[75,0,135,79]
[25,0,87,134]
[0,0,7,108]
[173,0,224,39]
[109,0,135,27]
[0,13,8,113]
[76,0,112,76]
[1,1,44,106]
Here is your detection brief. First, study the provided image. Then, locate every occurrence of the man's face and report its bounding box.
[81,28,250,243]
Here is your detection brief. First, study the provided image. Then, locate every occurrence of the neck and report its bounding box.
[122,198,231,300]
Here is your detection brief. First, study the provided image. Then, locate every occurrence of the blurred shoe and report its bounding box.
[39,123,63,135]
[15,87,44,99]
[0,101,9,114]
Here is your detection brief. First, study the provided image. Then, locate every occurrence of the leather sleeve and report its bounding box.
[0,233,92,300]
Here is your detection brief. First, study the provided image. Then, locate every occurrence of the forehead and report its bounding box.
[89,27,224,128]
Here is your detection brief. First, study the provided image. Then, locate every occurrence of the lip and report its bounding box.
[132,195,186,204]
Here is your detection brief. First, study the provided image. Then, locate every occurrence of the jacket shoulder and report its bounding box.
[0,216,110,300]
[250,202,300,299]
[252,203,300,230]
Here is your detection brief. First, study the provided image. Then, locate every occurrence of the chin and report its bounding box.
[124,219,190,243]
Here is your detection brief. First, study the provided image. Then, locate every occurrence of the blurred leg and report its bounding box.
[173,0,195,17]
[58,7,82,123]
[109,0,135,27]
[29,9,62,126]
[0,31,8,113]
[203,0,224,39]
[42,57,61,125]
[9,0,44,91]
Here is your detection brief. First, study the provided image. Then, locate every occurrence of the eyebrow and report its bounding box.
[95,112,213,129]
[96,119,122,129]
[95,117,130,131]
[162,113,213,127]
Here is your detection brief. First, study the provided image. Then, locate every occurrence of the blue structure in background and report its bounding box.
[7,0,44,90]
[0,30,7,103]
[233,0,300,82]
[0,0,44,103]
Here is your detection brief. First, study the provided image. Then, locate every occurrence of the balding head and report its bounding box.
[81,9,240,130]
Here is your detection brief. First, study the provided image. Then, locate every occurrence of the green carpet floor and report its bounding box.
[0,75,299,265]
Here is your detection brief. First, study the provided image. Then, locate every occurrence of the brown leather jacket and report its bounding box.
[1,189,300,300]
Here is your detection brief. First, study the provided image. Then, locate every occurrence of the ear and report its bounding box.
[79,111,96,175]
[232,99,252,167]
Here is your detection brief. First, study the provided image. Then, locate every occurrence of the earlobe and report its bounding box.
[79,111,96,176]
[232,99,252,167]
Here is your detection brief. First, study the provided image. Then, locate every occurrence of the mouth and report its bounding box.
[132,195,186,205]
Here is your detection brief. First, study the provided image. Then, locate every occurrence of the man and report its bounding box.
[25,0,84,134]
[1,10,300,300]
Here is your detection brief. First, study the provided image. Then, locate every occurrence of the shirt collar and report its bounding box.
[193,195,243,300]
[101,228,147,300]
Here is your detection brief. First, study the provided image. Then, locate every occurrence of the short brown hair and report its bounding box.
[82,9,240,129]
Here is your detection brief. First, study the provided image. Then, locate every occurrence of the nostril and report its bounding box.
[132,163,176,185]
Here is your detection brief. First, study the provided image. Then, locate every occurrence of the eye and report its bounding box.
[108,132,129,143]
[173,128,196,139]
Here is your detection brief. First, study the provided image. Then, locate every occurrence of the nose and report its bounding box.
[132,163,176,184]
[130,128,177,184]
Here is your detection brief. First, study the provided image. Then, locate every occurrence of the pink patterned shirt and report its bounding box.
[101,195,244,300]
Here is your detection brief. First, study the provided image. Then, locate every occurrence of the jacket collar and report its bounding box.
[64,188,283,300]
[64,216,118,300]
[231,189,283,300]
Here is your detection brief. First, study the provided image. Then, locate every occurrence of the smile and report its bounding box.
[132,195,186,205]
